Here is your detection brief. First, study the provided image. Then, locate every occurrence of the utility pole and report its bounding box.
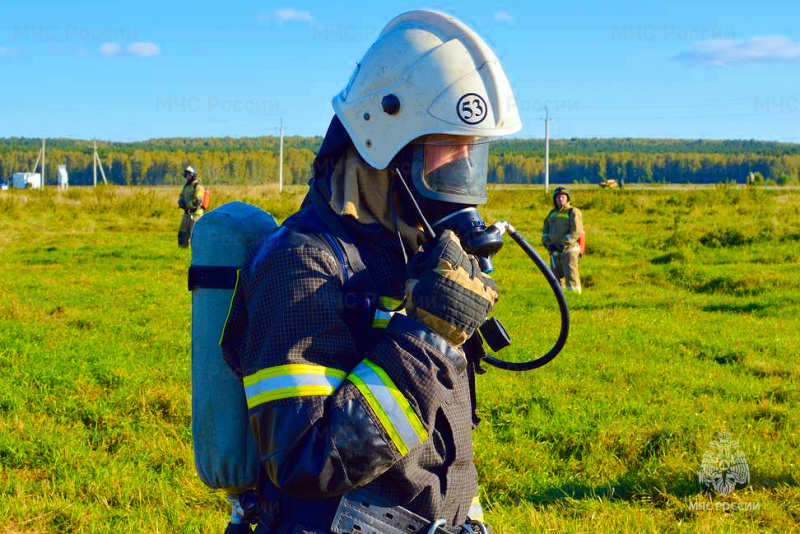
[93,139,97,187]
[42,138,46,187]
[543,107,551,192]
[31,138,46,188]
[92,139,108,186]
[278,118,284,193]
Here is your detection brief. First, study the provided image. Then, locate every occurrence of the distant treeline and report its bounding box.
[1,137,798,186]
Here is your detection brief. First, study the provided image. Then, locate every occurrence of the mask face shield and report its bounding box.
[409,135,493,205]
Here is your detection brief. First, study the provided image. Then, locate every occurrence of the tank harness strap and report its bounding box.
[187,265,239,291]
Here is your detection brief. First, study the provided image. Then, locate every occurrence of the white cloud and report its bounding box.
[494,11,513,24]
[274,7,314,24]
[100,42,160,57]
[675,35,800,66]
[100,42,122,56]
[129,42,160,57]
[0,45,25,58]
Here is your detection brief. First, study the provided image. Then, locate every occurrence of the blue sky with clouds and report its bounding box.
[0,0,798,142]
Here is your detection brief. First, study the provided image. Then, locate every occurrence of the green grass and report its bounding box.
[1,185,798,533]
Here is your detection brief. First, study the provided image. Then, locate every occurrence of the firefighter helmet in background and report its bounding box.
[184,166,197,179]
[553,186,570,203]
[332,9,523,171]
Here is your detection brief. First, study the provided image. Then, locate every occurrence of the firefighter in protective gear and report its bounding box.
[542,186,584,293]
[178,166,205,248]
[220,10,521,533]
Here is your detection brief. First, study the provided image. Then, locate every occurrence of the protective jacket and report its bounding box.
[180,180,205,216]
[220,179,485,533]
[542,203,583,253]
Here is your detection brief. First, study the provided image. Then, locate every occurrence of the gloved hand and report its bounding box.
[405,230,499,347]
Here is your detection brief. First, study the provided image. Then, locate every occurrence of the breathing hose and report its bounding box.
[393,169,569,372]
[482,221,570,372]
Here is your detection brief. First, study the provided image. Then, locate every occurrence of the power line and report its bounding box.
[521,112,779,122]
[574,99,759,111]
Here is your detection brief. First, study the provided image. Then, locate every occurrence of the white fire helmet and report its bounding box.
[332,10,522,173]
[331,10,522,205]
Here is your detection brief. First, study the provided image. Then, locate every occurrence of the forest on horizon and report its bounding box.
[1,136,798,186]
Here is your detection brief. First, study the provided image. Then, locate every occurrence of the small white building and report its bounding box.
[57,165,69,189]
[12,172,43,189]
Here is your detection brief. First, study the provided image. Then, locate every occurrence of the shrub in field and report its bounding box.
[651,248,692,265]
[210,187,308,222]
[114,190,165,218]
[700,227,751,248]
[64,188,89,201]
[699,225,777,248]
[665,263,707,290]
[0,195,22,218]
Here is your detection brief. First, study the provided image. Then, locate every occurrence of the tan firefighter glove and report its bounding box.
[405,230,499,347]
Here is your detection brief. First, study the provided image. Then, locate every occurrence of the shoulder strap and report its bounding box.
[307,179,382,356]
[307,178,369,278]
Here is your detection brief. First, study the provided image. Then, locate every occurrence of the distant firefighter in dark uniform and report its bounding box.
[178,166,205,248]
[542,186,584,292]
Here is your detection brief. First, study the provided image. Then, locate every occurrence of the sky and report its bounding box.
[0,0,798,142]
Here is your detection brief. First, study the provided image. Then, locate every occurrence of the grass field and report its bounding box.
[1,184,798,533]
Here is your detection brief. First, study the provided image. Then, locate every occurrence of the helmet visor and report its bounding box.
[411,135,491,205]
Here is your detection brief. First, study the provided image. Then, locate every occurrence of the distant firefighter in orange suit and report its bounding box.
[177,166,205,248]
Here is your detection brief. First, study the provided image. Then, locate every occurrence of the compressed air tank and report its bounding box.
[189,201,278,491]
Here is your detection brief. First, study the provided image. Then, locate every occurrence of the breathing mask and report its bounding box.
[392,135,505,273]
[391,135,570,372]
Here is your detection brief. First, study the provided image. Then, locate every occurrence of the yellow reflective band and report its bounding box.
[243,364,347,387]
[363,360,428,443]
[348,373,407,455]
[372,317,391,329]
[553,213,570,219]
[246,385,338,409]
[218,269,241,346]
[372,296,405,330]
[243,364,348,410]
[379,296,403,308]
[348,359,427,456]
[372,309,393,329]
[468,495,485,522]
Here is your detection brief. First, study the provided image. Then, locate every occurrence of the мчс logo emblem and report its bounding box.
[699,431,750,496]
